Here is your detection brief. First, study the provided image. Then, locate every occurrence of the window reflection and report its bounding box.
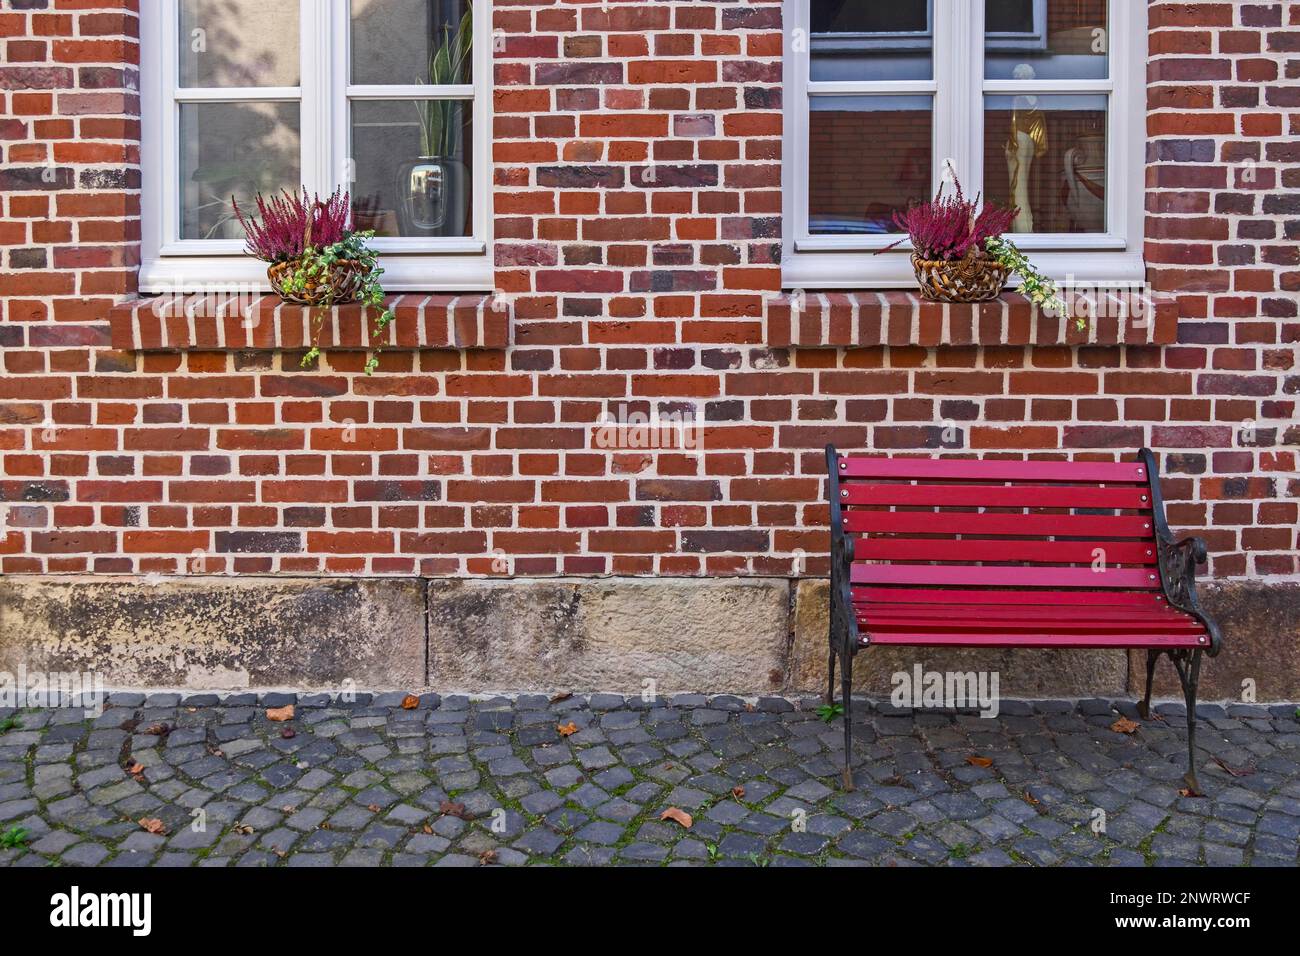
[986,0,1109,80]
[984,96,1107,234]
[809,98,933,236]
[810,0,933,82]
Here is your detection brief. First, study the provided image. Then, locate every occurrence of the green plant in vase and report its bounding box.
[400,7,473,238]
[417,7,473,158]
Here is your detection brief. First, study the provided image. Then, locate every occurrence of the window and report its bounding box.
[141,0,492,292]
[783,0,1145,289]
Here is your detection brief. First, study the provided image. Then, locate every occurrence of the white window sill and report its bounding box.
[782,249,1147,290]
[139,254,494,295]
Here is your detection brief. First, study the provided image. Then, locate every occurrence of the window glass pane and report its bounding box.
[178,0,300,87]
[983,94,1107,234]
[810,0,932,82]
[812,0,928,33]
[351,99,474,238]
[809,96,932,235]
[351,0,474,87]
[179,102,301,240]
[985,0,1108,81]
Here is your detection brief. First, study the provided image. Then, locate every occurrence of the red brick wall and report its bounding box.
[1144,1,1299,576]
[0,0,1297,580]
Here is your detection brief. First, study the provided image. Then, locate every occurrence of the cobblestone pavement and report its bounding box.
[1,692,1297,868]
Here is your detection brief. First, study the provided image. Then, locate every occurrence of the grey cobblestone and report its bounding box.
[0,694,1294,867]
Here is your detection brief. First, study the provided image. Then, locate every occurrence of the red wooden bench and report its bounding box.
[824,446,1222,792]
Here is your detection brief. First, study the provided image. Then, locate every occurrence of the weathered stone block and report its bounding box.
[0,577,425,690]
[1127,582,1300,702]
[427,578,790,695]
[788,579,1129,698]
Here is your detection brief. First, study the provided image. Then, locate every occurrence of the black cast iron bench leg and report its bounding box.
[826,617,855,791]
[841,643,854,791]
[1170,648,1204,793]
[826,624,836,707]
[1136,648,1204,793]
[1137,648,1160,719]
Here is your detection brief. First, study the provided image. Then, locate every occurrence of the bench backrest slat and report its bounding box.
[843,483,1151,510]
[855,538,1155,565]
[852,565,1158,589]
[838,458,1150,484]
[854,587,1168,606]
[843,511,1154,538]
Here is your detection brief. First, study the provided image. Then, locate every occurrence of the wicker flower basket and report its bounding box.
[267,257,368,306]
[265,213,370,306]
[911,249,1009,303]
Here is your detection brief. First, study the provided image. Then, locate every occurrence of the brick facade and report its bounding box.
[0,0,1297,582]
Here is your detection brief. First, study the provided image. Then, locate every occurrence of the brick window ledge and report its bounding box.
[109,293,509,353]
[765,289,1179,348]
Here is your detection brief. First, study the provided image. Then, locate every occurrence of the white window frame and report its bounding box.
[140,0,493,293]
[783,0,1146,289]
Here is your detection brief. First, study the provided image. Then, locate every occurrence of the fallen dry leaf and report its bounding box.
[660,807,693,829]
[550,691,573,704]
[743,703,756,713]
[1023,792,1040,806]
[126,762,145,776]
[1178,786,1205,799]
[139,817,166,835]
[367,804,382,814]
[234,824,254,835]
[966,756,993,768]
[422,824,433,835]
[142,722,170,736]
[280,728,296,740]
[731,786,746,801]
[557,722,579,738]
[440,800,470,820]
[479,849,498,866]
[1111,716,1140,735]
[1212,756,1254,778]
[402,694,420,710]
[266,705,295,722]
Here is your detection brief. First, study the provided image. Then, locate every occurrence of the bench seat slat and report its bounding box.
[852,565,1159,589]
[862,615,1205,635]
[859,603,1196,623]
[838,457,1149,484]
[864,631,1205,649]
[842,483,1152,510]
[854,587,1170,606]
[854,538,1156,565]
[844,511,1154,538]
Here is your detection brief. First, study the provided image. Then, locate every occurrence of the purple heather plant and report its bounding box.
[232,187,353,263]
[879,179,1018,262]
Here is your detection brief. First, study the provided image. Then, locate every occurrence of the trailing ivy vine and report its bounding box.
[287,231,395,374]
[985,236,1075,329]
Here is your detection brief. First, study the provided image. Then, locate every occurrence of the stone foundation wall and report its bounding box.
[3,576,1296,701]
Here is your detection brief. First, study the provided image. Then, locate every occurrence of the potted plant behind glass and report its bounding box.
[399,7,473,238]
[880,178,1069,321]
[233,186,395,374]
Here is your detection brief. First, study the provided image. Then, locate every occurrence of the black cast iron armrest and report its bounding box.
[1140,449,1223,657]
[825,445,863,654]
[1171,535,1208,565]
